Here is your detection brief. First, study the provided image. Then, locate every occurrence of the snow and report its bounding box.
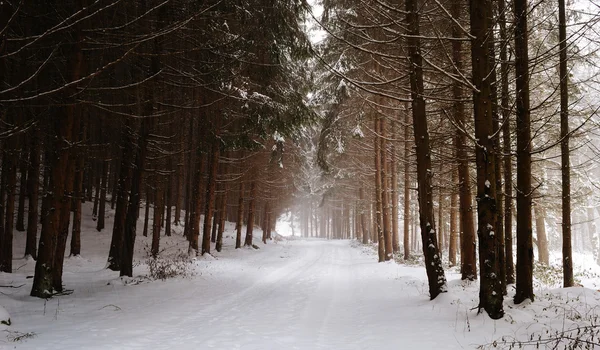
[2,202,600,349]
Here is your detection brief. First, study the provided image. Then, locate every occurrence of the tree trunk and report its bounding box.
[535,205,549,265]
[391,123,399,253]
[406,0,447,299]
[469,0,504,318]
[96,160,108,231]
[498,0,514,286]
[1,135,18,273]
[235,181,245,249]
[216,181,227,252]
[374,115,385,262]
[16,146,27,232]
[558,0,573,288]
[513,0,534,304]
[26,126,41,259]
[151,183,164,258]
[202,141,220,255]
[403,109,411,260]
[244,180,257,247]
[70,132,85,257]
[449,166,458,266]
[453,0,477,281]
[107,127,134,271]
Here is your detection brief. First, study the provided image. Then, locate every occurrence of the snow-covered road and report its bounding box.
[13,236,596,349]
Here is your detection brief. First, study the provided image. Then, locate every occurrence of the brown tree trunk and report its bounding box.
[235,181,245,249]
[70,130,85,257]
[26,126,41,259]
[107,128,134,271]
[559,0,573,288]
[535,205,549,265]
[391,123,399,253]
[151,183,164,258]
[449,166,458,266]
[406,0,447,299]
[121,117,151,277]
[403,110,411,260]
[96,161,108,232]
[452,0,477,281]
[244,180,257,247]
[360,185,369,245]
[202,140,220,255]
[143,187,151,237]
[16,146,27,232]
[381,117,393,260]
[216,181,227,252]
[498,0,514,286]
[374,115,385,262]
[1,134,18,273]
[165,174,172,237]
[513,0,534,304]
[469,0,504,318]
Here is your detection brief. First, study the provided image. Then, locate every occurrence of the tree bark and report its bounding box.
[498,0,514,286]
[26,126,41,259]
[469,0,504,318]
[96,160,108,231]
[513,0,534,304]
[202,140,220,255]
[244,180,257,247]
[406,0,447,299]
[558,0,573,288]
[235,181,245,249]
[453,0,477,281]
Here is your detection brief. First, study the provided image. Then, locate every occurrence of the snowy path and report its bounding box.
[3,238,489,349]
[9,236,600,349]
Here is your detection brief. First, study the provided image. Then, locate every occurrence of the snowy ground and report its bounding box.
[2,203,600,349]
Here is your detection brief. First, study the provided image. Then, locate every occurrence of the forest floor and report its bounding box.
[2,203,600,349]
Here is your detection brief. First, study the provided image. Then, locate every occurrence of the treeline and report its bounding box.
[305,0,600,319]
[0,0,314,298]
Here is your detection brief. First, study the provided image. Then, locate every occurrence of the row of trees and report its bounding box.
[0,0,314,298]
[309,0,600,319]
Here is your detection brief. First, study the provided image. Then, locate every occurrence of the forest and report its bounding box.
[1,0,600,348]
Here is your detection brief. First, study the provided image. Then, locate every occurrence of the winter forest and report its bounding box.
[1,0,600,348]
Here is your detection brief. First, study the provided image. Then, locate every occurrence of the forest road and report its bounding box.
[126,239,467,350]
[10,239,471,350]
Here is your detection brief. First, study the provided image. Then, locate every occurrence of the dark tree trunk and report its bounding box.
[374,115,385,262]
[449,166,458,266]
[143,187,150,237]
[244,180,257,247]
[107,127,134,271]
[451,0,477,281]
[216,181,227,252]
[121,118,151,277]
[403,109,411,260]
[92,161,100,220]
[165,175,172,237]
[406,0,447,299]
[96,160,108,231]
[202,141,219,255]
[498,0,514,286]
[513,0,534,304]
[235,181,244,249]
[151,183,164,258]
[26,126,41,259]
[16,146,27,232]
[469,0,504,319]
[559,0,573,288]
[1,134,18,273]
[70,126,85,257]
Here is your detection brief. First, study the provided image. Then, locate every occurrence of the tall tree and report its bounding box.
[513,0,535,304]
[406,0,447,299]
